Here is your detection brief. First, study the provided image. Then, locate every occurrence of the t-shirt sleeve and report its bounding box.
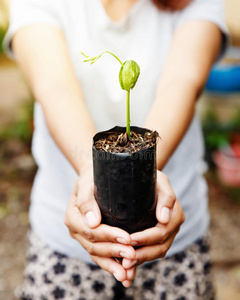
[3,0,64,59]
[174,0,229,60]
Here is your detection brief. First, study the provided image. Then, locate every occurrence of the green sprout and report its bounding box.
[81,51,140,139]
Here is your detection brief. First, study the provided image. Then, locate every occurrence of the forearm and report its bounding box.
[37,85,96,174]
[144,77,197,170]
[144,20,222,170]
[12,25,96,174]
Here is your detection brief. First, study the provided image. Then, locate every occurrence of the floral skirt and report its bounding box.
[15,231,215,300]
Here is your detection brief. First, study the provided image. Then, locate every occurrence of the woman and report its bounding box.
[4,0,228,299]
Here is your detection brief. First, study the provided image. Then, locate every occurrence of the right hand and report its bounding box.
[64,168,137,287]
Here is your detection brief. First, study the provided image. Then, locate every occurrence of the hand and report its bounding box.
[64,168,137,287]
[122,171,185,269]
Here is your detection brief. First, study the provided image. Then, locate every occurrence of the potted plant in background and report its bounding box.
[82,51,159,234]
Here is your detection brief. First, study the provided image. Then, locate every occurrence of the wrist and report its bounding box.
[77,160,93,176]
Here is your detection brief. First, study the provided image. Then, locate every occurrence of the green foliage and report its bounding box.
[81,51,140,139]
[0,27,7,53]
[81,51,123,66]
[224,186,240,203]
[119,60,140,91]
[0,101,34,144]
[202,104,240,151]
[204,130,230,149]
[202,105,218,126]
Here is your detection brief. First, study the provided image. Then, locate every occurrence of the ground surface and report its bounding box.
[0,55,240,300]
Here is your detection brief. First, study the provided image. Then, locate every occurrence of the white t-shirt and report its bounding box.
[4,0,228,262]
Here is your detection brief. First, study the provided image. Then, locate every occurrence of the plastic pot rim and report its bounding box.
[92,125,156,157]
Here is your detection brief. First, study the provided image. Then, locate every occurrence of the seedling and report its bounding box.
[81,51,140,139]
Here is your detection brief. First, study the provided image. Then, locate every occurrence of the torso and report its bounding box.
[15,0,212,261]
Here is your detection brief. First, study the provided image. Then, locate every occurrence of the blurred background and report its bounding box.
[0,0,240,299]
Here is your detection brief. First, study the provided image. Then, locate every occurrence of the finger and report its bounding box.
[123,238,175,268]
[72,233,136,259]
[67,206,132,244]
[65,191,84,229]
[130,201,183,247]
[91,256,127,283]
[130,224,172,247]
[66,182,100,229]
[122,259,138,269]
[156,171,177,224]
[126,266,137,281]
[134,240,173,263]
[122,280,132,288]
[119,268,137,287]
[75,174,101,229]
[92,224,131,244]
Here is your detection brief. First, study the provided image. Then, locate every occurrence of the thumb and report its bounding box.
[75,175,101,229]
[84,209,101,229]
[156,171,176,224]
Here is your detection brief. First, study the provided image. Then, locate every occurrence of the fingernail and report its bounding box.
[116,237,128,245]
[160,207,171,223]
[129,259,138,267]
[119,251,131,259]
[131,241,138,246]
[85,211,97,228]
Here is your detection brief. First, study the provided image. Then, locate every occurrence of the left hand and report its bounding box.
[64,169,137,287]
[122,170,185,269]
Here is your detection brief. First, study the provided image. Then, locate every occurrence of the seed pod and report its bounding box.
[119,60,140,91]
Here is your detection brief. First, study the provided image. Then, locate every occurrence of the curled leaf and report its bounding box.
[119,60,140,91]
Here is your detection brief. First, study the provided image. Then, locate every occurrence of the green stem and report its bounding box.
[81,51,123,66]
[126,90,130,139]
[104,51,123,66]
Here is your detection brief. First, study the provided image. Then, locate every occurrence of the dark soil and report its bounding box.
[94,130,159,153]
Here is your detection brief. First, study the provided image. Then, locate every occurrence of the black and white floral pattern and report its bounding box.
[15,232,215,300]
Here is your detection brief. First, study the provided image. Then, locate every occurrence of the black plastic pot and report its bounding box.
[92,126,157,234]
